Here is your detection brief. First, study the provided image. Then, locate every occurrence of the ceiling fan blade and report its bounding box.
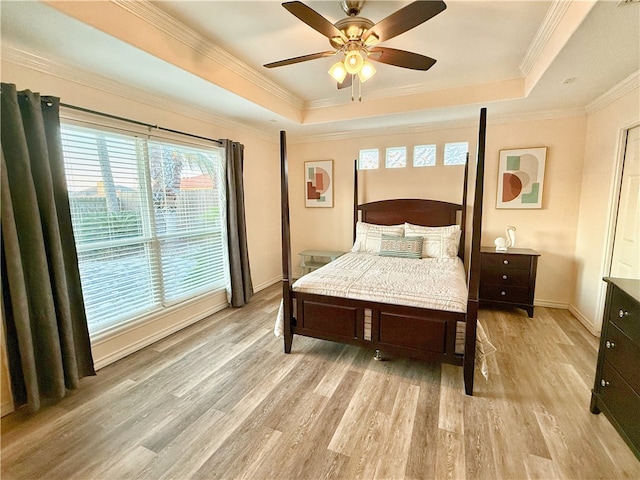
[338,74,353,90]
[282,1,347,43]
[264,51,336,68]
[362,1,446,44]
[368,47,436,70]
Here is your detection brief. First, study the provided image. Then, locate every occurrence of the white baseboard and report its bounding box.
[568,304,600,336]
[533,299,599,336]
[253,276,281,293]
[92,292,228,370]
[534,299,569,309]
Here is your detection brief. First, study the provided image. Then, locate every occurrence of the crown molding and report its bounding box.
[585,70,640,115]
[305,79,470,110]
[292,106,587,144]
[112,0,303,112]
[2,46,276,143]
[4,45,593,146]
[519,0,572,77]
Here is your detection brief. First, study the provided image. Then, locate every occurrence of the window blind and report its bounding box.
[61,124,226,334]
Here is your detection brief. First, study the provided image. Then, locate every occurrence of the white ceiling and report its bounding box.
[1,0,639,141]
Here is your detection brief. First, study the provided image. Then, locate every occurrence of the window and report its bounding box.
[61,123,226,334]
[359,148,379,170]
[385,147,407,168]
[444,142,468,165]
[413,145,436,167]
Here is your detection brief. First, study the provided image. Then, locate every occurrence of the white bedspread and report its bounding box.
[290,252,468,313]
[273,253,496,378]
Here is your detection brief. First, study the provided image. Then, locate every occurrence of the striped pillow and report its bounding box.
[404,223,461,258]
[379,235,423,259]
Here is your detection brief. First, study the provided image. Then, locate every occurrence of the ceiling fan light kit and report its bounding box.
[344,49,364,74]
[358,61,376,82]
[328,61,348,83]
[265,0,447,101]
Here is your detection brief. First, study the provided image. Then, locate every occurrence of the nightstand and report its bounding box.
[299,250,344,276]
[479,246,540,317]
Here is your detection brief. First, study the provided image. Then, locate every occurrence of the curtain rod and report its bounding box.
[59,103,223,146]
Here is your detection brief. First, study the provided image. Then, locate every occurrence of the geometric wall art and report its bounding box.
[496,147,547,209]
[305,160,333,207]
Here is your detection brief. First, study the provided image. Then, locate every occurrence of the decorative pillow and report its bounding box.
[404,223,461,258]
[379,235,423,259]
[351,222,404,253]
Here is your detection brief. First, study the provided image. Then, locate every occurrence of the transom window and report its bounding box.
[359,148,379,170]
[444,142,469,165]
[413,145,437,167]
[385,147,407,168]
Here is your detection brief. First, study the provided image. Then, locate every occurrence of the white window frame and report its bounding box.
[60,114,228,338]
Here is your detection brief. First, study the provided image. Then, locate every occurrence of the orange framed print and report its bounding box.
[305,160,333,208]
[497,147,546,209]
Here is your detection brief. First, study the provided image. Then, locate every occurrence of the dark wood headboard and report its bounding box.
[358,199,461,227]
[352,155,469,260]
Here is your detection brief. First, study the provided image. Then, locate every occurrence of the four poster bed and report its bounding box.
[278,108,487,395]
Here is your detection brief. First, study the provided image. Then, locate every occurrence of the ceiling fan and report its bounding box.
[264,0,447,98]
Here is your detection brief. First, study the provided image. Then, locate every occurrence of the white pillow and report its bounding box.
[404,223,461,258]
[351,222,404,253]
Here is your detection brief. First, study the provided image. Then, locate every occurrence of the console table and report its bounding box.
[298,250,344,276]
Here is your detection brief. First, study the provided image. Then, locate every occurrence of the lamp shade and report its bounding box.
[344,50,364,74]
[328,61,348,83]
[358,61,376,83]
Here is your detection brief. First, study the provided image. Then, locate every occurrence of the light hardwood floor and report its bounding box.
[2,284,639,479]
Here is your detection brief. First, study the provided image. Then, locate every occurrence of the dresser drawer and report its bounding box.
[604,323,640,395]
[609,287,640,341]
[480,269,530,287]
[481,253,531,270]
[599,360,640,450]
[479,284,529,304]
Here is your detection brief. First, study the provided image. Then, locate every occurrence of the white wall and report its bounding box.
[572,87,640,333]
[288,114,587,309]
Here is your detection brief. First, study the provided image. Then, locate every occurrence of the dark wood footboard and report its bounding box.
[291,292,465,366]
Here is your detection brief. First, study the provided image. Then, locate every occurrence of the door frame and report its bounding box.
[598,121,640,327]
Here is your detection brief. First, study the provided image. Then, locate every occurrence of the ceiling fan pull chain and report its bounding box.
[351,75,355,102]
[358,77,362,102]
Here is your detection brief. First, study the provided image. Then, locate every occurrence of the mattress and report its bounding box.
[291,252,468,313]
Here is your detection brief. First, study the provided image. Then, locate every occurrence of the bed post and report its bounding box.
[459,152,469,261]
[280,131,293,353]
[464,108,487,395]
[353,159,358,243]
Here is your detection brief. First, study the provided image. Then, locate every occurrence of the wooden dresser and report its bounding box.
[590,277,640,460]
[479,247,540,317]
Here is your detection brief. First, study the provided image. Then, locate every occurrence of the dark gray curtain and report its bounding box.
[221,139,253,307]
[1,83,95,413]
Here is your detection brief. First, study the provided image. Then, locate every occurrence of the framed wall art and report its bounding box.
[496,147,547,209]
[305,160,333,208]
